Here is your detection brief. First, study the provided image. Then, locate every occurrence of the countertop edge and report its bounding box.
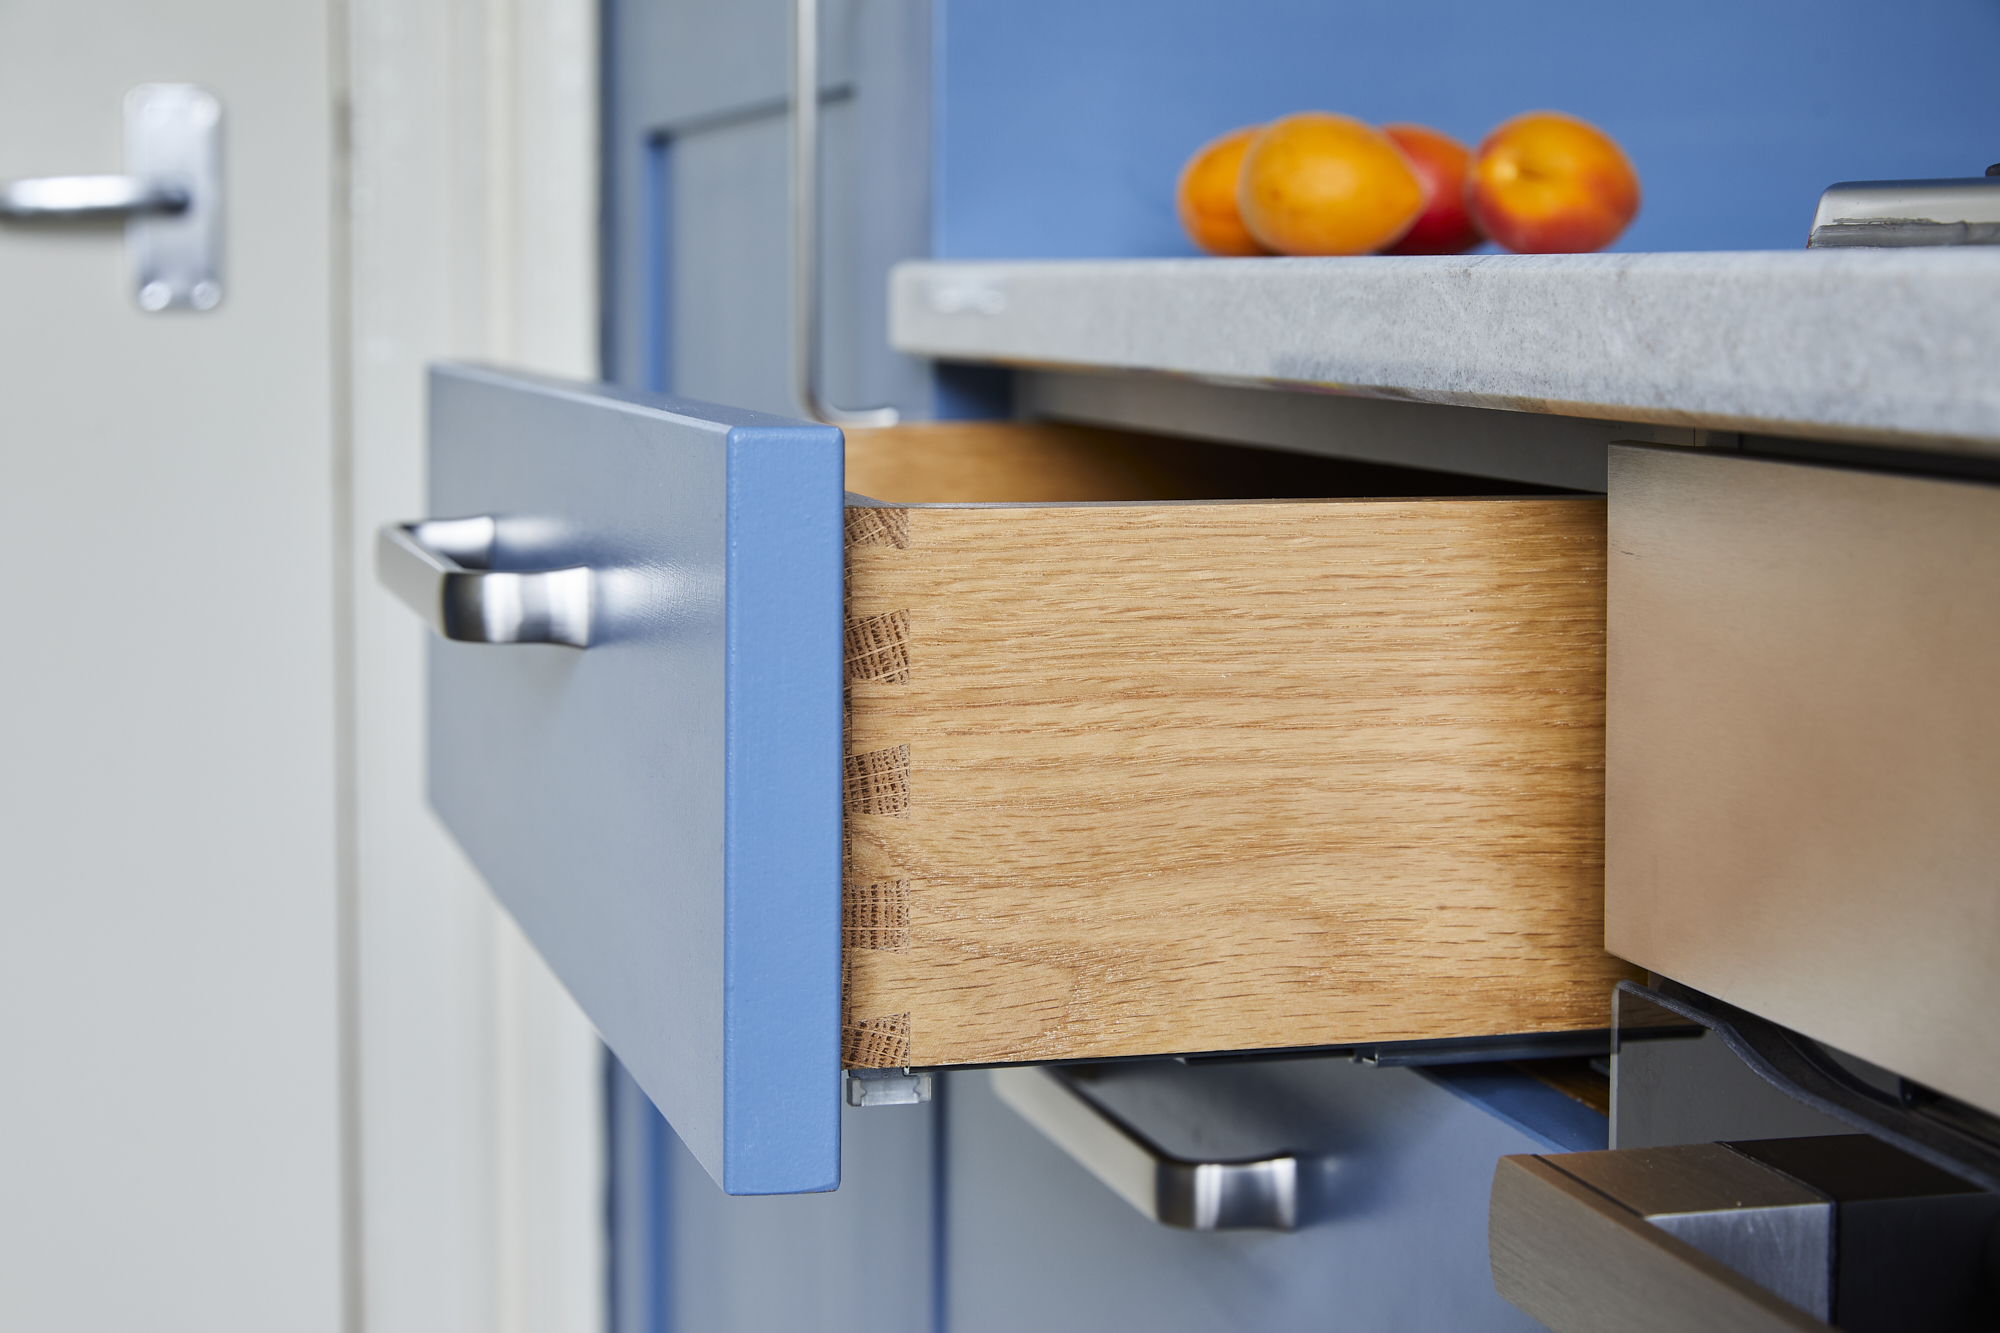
[888,253,2000,454]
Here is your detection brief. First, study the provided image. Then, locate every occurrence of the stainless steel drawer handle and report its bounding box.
[990,1067,1299,1231]
[0,174,189,219]
[376,516,593,648]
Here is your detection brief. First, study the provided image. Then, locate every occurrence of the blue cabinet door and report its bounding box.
[610,1059,942,1333]
[601,0,936,417]
[423,363,844,1195]
[942,1064,1559,1333]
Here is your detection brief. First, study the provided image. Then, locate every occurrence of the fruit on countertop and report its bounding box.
[1379,123,1483,255]
[1174,126,1271,256]
[1237,112,1425,256]
[1173,108,1638,256]
[1467,111,1640,253]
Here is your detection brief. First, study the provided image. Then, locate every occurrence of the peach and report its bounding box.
[1175,126,1270,256]
[1468,111,1639,253]
[1238,112,1425,256]
[1381,123,1483,255]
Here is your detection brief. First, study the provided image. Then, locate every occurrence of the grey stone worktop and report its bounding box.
[888,250,2000,455]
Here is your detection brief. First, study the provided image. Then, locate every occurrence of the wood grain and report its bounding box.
[842,490,1634,1067]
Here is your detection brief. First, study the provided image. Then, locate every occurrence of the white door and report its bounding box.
[0,3,345,1330]
[0,3,605,1331]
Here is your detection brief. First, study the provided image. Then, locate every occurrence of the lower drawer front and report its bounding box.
[841,485,1627,1067]
[1606,444,2000,1119]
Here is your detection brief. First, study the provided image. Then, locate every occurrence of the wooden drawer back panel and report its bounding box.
[837,422,1627,1067]
[843,419,1553,504]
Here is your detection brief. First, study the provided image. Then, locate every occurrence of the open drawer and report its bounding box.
[385,364,1631,1194]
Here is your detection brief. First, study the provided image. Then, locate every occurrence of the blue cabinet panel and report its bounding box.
[944,1063,1551,1333]
[603,0,935,417]
[722,420,847,1193]
[608,1056,939,1333]
[427,364,843,1194]
[935,0,2000,258]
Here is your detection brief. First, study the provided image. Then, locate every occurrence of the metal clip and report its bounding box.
[845,1067,932,1107]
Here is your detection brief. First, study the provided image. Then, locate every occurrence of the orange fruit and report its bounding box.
[1175,126,1269,256]
[1380,123,1483,255]
[1467,111,1640,254]
[1237,112,1425,256]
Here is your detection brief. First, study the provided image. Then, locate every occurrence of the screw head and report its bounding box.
[138,281,173,311]
[190,281,221,310]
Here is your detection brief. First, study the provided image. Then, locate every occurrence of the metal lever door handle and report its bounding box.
[376,516,594,648]
[0,84,223,312]
[990,1067,1300,1231]
[0,175,190,219]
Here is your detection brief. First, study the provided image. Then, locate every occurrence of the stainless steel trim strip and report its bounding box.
[1807,177,2000,247]
[789,0,898,427]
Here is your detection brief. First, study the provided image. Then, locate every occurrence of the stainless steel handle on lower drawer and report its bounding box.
[376,516,594,648]
[990,1066,1299,1231]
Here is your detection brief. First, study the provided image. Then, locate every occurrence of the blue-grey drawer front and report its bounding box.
[426,364,844,1194]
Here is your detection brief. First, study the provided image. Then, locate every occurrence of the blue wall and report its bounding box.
[935,0,2000,257]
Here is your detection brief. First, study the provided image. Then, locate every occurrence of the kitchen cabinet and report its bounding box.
[889,251,2000,1323]
[609,1047,1580,1332]
[402,364,1628,1191]
[442,1,2000,1328]
[894,248,2000,1062]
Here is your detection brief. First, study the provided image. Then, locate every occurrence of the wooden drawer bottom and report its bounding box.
[840,423,1631,1068]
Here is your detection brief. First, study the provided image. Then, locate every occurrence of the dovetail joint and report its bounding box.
[844,506,909,550]
[845,609,912,684]
[843,744,910,816]
[843,879,911,952]
[842,1012,912,1068]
